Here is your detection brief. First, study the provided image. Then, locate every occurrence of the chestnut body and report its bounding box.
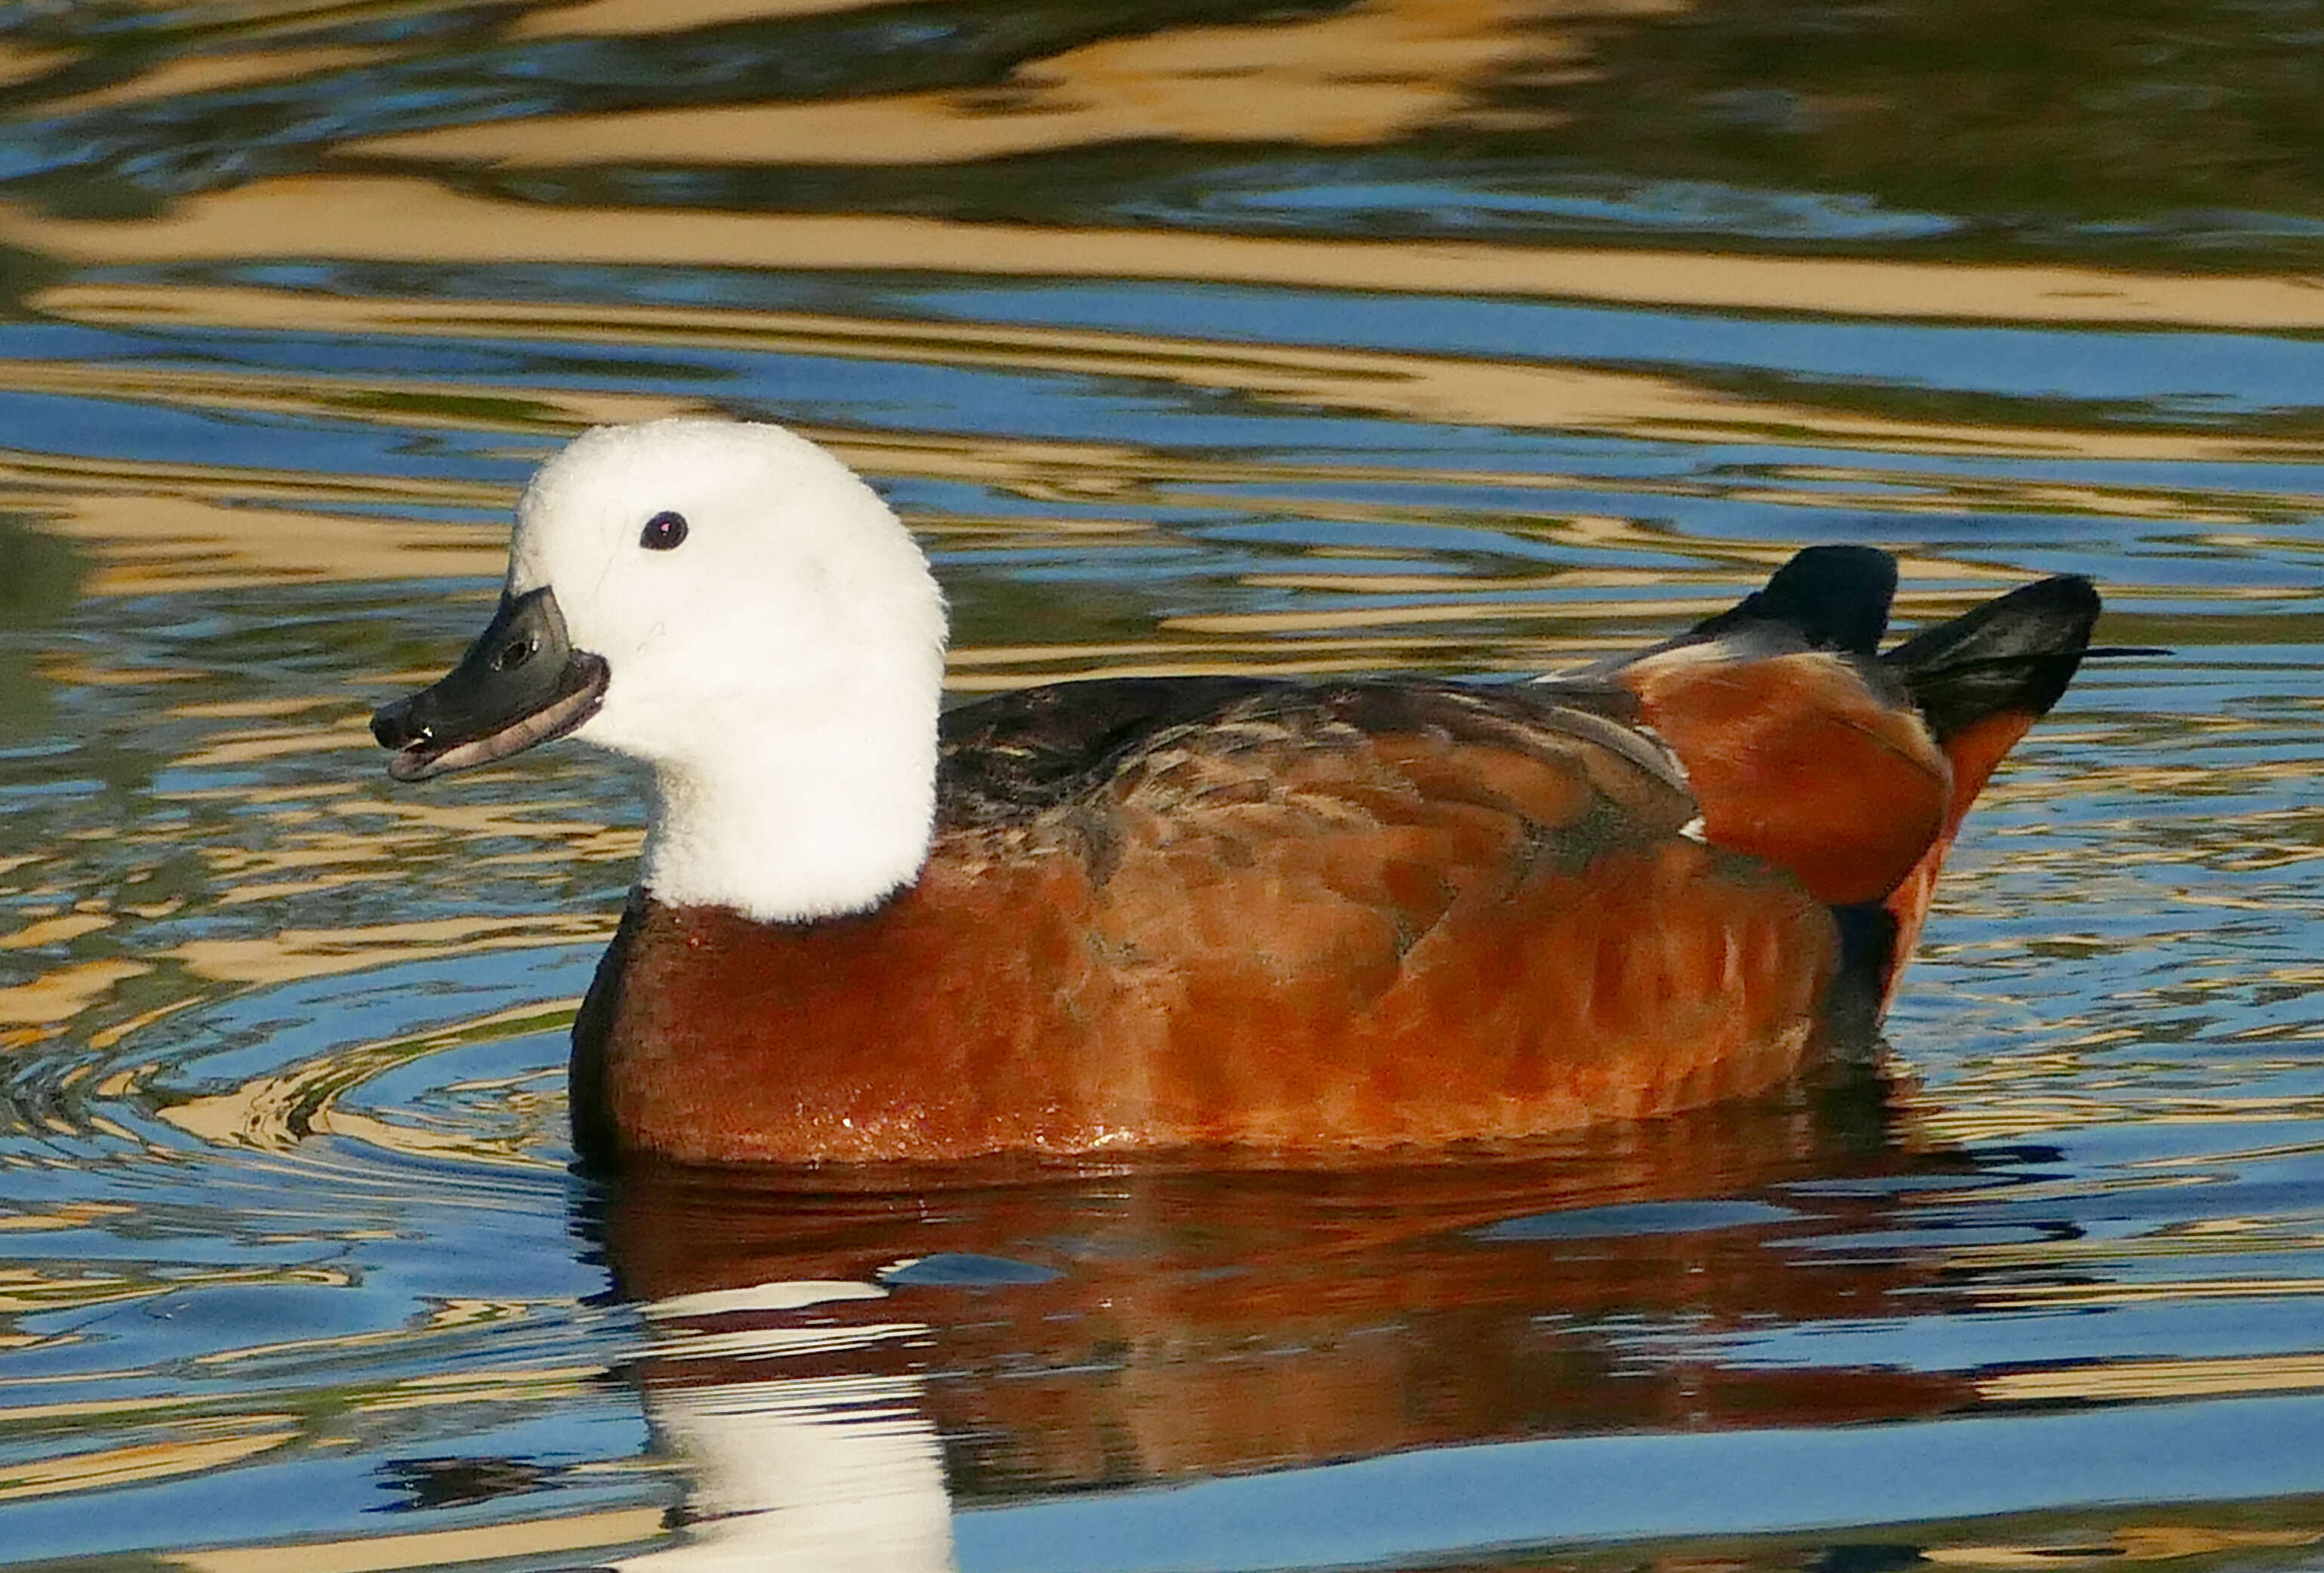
[574,681,1846,1164]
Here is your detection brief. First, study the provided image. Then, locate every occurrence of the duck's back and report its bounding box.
[575,677,1845,1165]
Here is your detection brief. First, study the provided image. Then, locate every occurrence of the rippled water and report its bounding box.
[5,2,2324,1568]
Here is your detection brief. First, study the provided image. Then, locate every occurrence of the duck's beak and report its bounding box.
[371,587,611,782]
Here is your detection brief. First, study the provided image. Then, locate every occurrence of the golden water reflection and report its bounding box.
[362,0,1589,165]
[46,282,2324,470]
[12,175,2324,329]
[165,1507,667,1573]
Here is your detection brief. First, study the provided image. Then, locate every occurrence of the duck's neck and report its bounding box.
[636,675,942,925]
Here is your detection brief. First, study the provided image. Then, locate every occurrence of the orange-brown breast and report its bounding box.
[1617,648,1950,906]
[575,696,1851,1167]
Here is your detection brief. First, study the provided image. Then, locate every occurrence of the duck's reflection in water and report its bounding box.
[616,1278,954,1571]
[587,1074,1974,1570]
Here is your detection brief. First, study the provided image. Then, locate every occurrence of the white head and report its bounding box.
[382,418,949,922]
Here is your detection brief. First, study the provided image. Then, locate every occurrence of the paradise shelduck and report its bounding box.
[371,418,2101,1167]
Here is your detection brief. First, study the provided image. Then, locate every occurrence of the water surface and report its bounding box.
[3,2,2324,1569]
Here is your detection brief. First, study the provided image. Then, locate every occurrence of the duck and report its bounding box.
[371,418,2101,1168]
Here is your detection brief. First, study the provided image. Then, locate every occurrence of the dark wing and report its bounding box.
[1037,678,1833,1138]
[936,675,1687,831]
[1883,573,2101,742]
[936,675,1712,994]
[938,677,1277,827]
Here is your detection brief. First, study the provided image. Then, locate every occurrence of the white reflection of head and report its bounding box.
[617,1277,955,1573]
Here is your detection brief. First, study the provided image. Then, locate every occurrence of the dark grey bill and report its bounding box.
[371,586,610,782]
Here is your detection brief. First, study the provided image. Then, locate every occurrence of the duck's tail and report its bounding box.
[1866,573,2103,1013]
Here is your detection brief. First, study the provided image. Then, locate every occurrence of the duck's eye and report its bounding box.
[640,510,689,551]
